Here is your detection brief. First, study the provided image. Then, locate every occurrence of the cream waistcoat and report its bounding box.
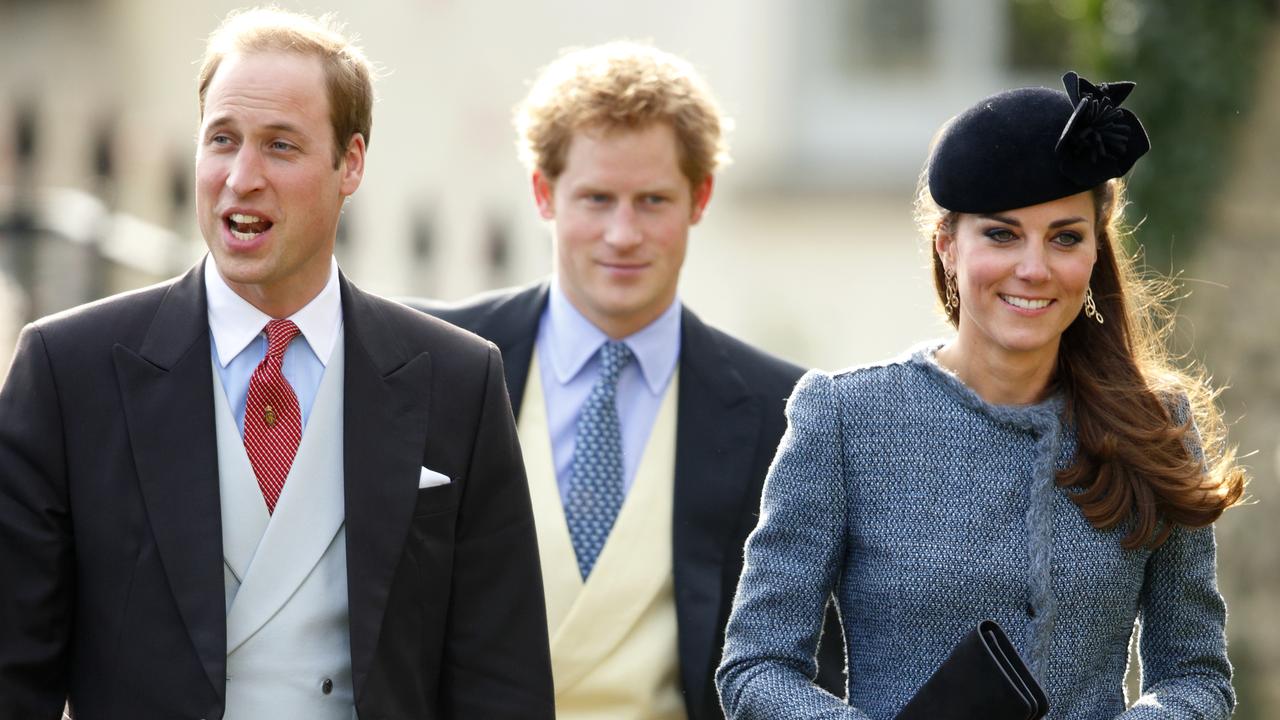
[213,342,355,720]
[520,350,685,720]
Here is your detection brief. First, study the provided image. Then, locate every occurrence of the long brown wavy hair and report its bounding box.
[916,177,1246,549]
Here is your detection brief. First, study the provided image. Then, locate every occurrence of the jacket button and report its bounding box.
[321,678,333,695]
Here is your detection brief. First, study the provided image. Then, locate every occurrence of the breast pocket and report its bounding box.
[413,482,459,518]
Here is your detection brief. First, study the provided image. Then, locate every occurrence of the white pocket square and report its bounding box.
[418,467,451,489]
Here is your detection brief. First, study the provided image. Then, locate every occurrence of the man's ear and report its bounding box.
[689,174,714,224]
[532,170,556,220]
[339,133,367,196]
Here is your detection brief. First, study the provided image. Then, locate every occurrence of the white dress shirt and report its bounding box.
[204,257,343,435]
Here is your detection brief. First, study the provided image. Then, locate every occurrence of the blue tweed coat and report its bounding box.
[716,346,1233,719]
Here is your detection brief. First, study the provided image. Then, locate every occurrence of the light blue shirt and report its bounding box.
[204,257,343,435]
[537,278,681,504]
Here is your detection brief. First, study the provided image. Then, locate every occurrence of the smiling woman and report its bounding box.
[717,72,1247,720]
[932,191,1099,396]
[919,148,1242,553]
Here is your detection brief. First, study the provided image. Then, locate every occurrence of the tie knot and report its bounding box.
[597,341,634,385]
[263,319,300,358]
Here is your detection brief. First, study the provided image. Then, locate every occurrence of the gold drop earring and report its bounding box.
[1083,287,1104,324]
[943,267,959,315]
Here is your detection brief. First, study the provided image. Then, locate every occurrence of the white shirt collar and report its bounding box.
[545,277,681,394]
[204,255,343,368]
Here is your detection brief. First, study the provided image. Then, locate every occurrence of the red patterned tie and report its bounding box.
[243,319,302,514]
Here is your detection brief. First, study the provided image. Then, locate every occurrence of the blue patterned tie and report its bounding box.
[565,340,634,579]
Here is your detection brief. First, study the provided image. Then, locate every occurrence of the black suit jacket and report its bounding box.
[0,264,554,719]
[407,282,844,719]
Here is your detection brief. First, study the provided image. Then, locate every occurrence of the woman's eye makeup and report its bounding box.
[980,226,1086,247]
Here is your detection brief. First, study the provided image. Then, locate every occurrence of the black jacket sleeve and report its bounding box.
[0,325,74,719]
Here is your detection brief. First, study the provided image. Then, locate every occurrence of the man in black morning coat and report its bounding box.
[407,42,842,719]
[0,8,552,719]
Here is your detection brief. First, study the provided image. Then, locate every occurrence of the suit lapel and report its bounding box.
[465,283,547,418]
[672,309,761,713]
[113,263,226,702]
[340,277,433,699]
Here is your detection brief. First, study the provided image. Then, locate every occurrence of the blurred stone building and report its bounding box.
[4,0,1126,373]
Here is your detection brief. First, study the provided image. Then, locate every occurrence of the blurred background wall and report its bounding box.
[2,0,1277,714]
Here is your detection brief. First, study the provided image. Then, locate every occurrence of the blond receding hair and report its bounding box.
[515,41,730,189]
[198,6,375,167]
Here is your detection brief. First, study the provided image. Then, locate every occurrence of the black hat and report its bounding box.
[927,72,1150,214]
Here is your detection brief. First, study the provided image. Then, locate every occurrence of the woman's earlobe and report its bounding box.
[934,226,954,259]
[937,247,954,272]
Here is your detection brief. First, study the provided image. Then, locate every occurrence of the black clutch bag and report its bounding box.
[895,620,1049,720]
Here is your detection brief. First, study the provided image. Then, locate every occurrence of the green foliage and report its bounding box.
[1008,0,1080,70]
[1093,0,1276,271]
[1088,5,1276,717]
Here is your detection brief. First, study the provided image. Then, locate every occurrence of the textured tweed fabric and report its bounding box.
[716,345,1233,720]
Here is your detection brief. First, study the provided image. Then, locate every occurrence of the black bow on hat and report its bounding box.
[1056,71,1149,188]
[927,71,1151,214]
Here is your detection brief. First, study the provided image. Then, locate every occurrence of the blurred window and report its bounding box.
[781,0,1087,189]
[838,0,934,76]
